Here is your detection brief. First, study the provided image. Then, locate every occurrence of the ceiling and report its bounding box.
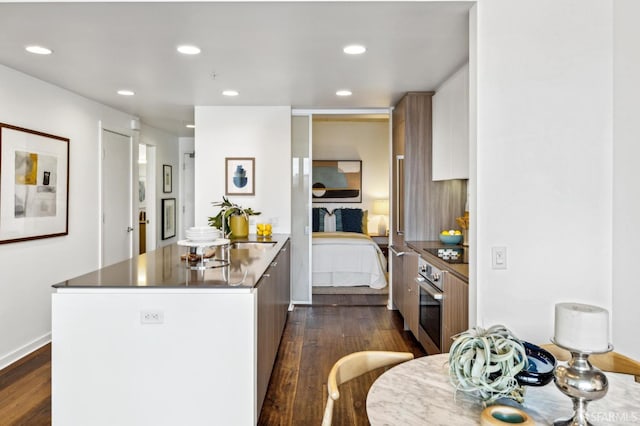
[0,2,472,137]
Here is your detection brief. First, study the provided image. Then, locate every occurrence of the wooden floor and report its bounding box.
[0,344,51,426]
[0,305,424,426]
[312,293,389,306]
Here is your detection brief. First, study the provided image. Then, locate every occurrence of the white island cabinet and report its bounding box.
[52,236,290,426]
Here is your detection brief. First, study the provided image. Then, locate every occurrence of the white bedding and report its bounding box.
[312,232,388,289]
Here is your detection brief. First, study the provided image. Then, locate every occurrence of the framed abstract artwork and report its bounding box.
[312,160,362,203]
[225,157,255,196]
[0,122,70,244]
[161,198,176,240]
[163,164,172,193]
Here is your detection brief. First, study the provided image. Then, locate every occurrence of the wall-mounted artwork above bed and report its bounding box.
[312,160,361,203]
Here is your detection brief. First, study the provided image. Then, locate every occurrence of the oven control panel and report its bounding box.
[417,257,444,291]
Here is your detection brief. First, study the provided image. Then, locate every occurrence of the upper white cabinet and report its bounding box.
[432,63,469,181]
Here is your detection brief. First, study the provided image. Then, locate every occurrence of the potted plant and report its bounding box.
[208,196,261,238]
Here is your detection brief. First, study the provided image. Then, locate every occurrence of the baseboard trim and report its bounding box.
[0,332,51,371]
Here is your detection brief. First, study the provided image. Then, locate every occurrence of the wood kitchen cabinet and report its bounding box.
[403,250,420,336]
[442,272,469,353]
[256,240,291,413]
[390,246,419,335]
[392,92,466,242]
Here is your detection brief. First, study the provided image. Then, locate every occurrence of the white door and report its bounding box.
[182,152,195,233]
[102,129,133,266]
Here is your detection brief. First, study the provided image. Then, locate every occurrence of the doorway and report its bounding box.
[101,129,134,266]
[291,109,392,307]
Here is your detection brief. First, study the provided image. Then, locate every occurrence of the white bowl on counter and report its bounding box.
[185,227,221,242]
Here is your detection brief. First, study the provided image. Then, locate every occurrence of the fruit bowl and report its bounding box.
[439,234,462,245]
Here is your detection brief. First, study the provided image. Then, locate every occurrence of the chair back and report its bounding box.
[321,350,414,426]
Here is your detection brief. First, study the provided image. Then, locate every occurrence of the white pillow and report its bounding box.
[323,212,336,232]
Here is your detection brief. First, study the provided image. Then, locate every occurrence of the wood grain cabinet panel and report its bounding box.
[390,247,405,316]
[403,250,420,336]
[442,272,468,353]
[392,92,467,241]
[256,241,290,414]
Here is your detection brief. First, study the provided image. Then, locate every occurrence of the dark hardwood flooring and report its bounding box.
[0,305,424,426]
[0,344,51,426]
[312,293,389,306]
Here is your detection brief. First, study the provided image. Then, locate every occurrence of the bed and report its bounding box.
[312,208,388,289]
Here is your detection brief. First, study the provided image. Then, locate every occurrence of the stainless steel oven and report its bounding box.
[416,257,444,352]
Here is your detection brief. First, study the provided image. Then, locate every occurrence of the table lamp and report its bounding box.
[372,199,389,235]
[552,302,612,426]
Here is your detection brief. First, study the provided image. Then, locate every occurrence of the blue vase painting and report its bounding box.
[233,165,248,188]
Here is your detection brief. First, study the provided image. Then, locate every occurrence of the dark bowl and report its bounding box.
[515,341,556,387]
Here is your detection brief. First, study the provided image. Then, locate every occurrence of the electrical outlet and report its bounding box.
[140,310,164,324]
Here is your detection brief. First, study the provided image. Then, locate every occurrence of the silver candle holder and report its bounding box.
[552,339,613,426]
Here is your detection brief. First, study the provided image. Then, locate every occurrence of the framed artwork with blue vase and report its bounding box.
[225,157,255,196]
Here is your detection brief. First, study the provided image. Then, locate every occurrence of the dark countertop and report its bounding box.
[54,234,290,290]
[405,240,469,283]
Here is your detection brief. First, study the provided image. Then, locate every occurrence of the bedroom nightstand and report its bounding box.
[369,233,389,260]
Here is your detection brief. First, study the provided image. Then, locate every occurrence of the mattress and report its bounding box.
[312,232,387,289]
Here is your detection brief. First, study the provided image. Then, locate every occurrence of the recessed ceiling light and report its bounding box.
[177,45,201,55]
[25,45,52,55]
[222,90,239,97]
[186,124,195,129]
[336,90,352,97]
[117,90,135,96]
[343,44,366,55]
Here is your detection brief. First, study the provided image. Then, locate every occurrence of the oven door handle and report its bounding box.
[415,278,443,300]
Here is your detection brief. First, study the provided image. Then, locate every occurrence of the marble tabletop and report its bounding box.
[367,353,640,425]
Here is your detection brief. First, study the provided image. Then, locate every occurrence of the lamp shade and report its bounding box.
[372,199,389,216]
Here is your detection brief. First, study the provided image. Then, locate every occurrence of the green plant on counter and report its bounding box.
[208,196,261,234]
[448,324,528,404]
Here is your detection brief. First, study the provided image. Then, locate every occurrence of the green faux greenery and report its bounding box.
[448,325,528,404]
[208,196,261,232]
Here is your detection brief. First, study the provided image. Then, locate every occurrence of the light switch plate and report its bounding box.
[492,247,507,269]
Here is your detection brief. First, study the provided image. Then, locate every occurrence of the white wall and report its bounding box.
[312,119,390,233]
[139,124,180,247]
[0,64,137,368]
[475,0,614,346]
[194,106,291,234]
[612,0,640,358]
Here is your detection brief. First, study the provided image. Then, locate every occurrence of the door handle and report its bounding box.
[126,226,134,232]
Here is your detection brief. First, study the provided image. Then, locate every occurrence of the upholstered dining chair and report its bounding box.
[321,350,414,426]
[541,343,640,383]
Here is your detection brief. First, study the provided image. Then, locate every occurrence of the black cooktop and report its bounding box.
[424,247,468,264]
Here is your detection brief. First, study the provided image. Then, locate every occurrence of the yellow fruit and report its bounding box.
[454,230,462,235]
[441,230,448,235]
[257,223,265,230]
[265,224,272,231]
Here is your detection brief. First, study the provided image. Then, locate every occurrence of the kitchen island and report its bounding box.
[52,234,290,426]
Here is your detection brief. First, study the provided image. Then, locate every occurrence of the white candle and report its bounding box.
[554,303,610,352]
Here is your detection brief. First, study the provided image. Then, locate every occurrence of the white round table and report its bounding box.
[367,353,640,425]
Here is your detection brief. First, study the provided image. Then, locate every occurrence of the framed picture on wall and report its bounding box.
[225,157,255,195]
[312,160,362,203]
[163,164,172,193]
[161,198,176,240]
[0,122,70,244]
